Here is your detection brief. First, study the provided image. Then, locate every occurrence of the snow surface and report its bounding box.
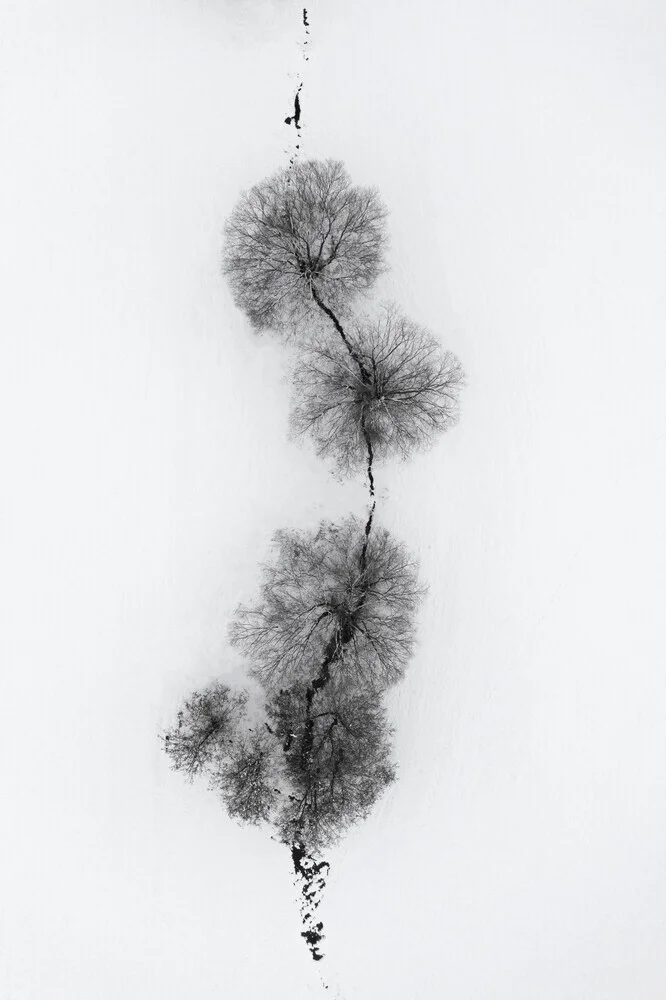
[2,0,666,997]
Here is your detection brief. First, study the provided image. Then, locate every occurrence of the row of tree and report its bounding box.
[162,158,464,958]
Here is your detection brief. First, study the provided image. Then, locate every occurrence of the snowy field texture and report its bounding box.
[2,0,666,997]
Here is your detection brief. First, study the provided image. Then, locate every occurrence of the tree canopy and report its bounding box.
[290,304,465,473]
[229,516,424,693]
[222,159,388,334]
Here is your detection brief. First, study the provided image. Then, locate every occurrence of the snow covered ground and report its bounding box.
[2,1,666,997]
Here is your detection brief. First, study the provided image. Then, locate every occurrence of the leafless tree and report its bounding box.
[221,159,388,335]
[290,303,465,474]
[229,515,424,694]
[163,682,283,827]
[212,728,282,825]
[268,680,396,851]
[161,683,248,780]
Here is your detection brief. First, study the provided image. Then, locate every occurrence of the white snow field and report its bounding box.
[1,0,666,997]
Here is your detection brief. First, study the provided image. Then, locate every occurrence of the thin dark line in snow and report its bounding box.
[285,9,310,171]
[282,11,375,986]
[284,82,303,130]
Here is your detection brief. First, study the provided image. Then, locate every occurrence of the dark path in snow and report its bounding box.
[291,842,330,961]
[285,9,310,167]
[290,289,378,970]
[284,82,302,130]
[280,11,376,988]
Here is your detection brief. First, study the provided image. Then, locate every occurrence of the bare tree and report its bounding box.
[290,303,465,474]
[161,682,248,780]
[212,728,281,825]
[268,680,396,851]
[163,682,283,826]
[229,515,424,693]
[221,159,388,334]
